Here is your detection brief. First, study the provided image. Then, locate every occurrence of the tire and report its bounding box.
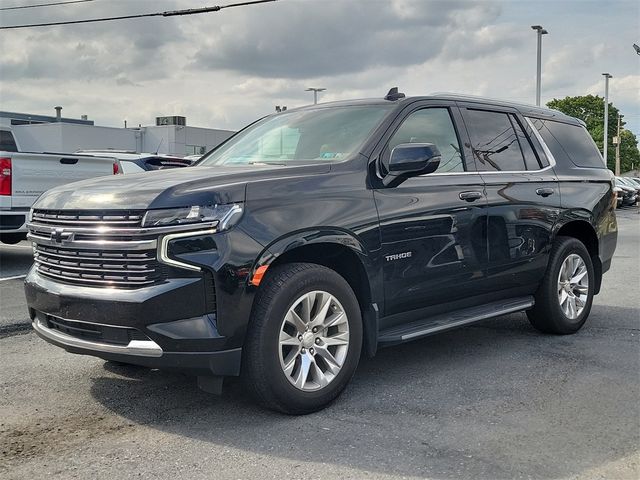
[242,262,362,414]
[527,236,595,334]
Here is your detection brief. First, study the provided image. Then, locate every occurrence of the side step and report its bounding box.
[377,296,534,346]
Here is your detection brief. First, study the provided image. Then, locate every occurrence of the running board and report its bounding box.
[377,296,535,345]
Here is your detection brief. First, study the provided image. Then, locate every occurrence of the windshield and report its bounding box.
[198,105,392,167]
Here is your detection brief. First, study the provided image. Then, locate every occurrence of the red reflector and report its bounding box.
[113,161,120,175]
[0,157,11,196]
[250,265,269,286]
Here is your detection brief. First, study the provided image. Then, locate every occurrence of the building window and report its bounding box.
[186,145,206,155]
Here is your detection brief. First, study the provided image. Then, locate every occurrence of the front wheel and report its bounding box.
[242,263,362,414]
[527,236,595,334]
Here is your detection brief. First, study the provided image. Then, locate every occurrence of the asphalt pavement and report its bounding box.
[1,208,638,480]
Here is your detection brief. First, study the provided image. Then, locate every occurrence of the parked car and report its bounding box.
[613,186,625,208]
[0,127,121,245]
[622,176,640,192]
[76,150,194,174]
[25,90,617,413]
[615,177,637,206]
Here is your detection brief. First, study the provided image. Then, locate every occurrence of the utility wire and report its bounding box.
[0,0,276,29]
[0,0,95,11]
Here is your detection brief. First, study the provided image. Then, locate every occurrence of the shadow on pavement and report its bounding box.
[90,311,639,479]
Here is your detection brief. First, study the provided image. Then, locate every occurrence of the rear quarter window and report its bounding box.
[528,118,604,168]
[0,130,18,152]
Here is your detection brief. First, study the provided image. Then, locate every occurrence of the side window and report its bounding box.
[120,161,145,174]
[0,131,18,152]
[464,109,526,171]
[511,115,543,170]
[385,108,465,174]
[522,117,550,167]
[528,118,604,169]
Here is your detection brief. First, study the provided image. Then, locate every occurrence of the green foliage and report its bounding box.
[547,95,640,173]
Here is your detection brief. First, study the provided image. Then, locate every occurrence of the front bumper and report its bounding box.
[0,210,28,233]
[25,268,243,376]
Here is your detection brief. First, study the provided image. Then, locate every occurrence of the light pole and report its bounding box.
[531,25,548,106]
[305,87,326,105]
[602,73,612,166]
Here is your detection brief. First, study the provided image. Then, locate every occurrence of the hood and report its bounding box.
[33,163,331,211]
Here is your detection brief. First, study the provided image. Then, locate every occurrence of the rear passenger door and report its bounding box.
[458,104,561,293]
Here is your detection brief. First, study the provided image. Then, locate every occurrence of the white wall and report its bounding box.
[11,123,235,156]
[143,126,234,155]
[13,123,137,153]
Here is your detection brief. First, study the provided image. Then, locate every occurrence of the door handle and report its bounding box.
[536,187,554,197]
[459,191,483,202]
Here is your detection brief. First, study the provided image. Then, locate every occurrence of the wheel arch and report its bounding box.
[554,219,602,294]
[249,230,381,357]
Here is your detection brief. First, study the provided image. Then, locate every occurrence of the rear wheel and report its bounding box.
[242,263,362,414]
[527,236,595,334]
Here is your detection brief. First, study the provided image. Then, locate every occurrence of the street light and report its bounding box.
[634,43,640,55]
[602,73,612,166]
[531,25,548,106]
[305,87,326,105]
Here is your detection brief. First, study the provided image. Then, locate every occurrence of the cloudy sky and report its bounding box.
[1,0,639,136]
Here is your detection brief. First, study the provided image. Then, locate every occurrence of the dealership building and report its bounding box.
[0,109,235,157]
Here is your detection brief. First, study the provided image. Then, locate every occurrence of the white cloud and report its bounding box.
[0,0,638,137]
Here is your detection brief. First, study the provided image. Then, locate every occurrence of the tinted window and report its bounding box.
[511,116,543,170]
[0,131,18,152]
[528,118,604,169]
[386,108,465,173]
[464,110,526,171]
[522,117,550,167]
[120,161,145,174]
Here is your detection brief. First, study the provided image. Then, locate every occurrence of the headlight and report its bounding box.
[141,204,243,230]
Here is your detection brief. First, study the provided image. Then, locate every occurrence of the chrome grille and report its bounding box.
[29,209,164,289]
[31,210,144,227]
[34,244,164,287]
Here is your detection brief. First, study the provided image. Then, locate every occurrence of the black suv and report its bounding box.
[25,90,617,414]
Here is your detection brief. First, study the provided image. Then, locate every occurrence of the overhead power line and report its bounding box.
[0,0,95,11]
[0,0,276,30]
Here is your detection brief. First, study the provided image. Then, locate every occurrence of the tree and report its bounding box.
[618,129,640,173]
[546,95,640,173]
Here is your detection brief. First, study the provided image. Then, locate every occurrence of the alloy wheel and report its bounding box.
[278,290,350,391]
[557,253,589,320]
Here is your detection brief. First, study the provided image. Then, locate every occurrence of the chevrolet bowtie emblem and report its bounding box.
[51,228,74,244]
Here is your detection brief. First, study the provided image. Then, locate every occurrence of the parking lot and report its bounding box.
[0,207,638,480]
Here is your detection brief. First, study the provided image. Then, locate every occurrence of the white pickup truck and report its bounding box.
[0,127,120,244]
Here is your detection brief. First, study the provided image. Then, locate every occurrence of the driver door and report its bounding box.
[372,101,489,325]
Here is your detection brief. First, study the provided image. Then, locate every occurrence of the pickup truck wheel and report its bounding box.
[242,262,362,414]
[527,236,594,334]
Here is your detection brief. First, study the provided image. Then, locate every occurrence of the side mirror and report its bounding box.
[383,143,441,187]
